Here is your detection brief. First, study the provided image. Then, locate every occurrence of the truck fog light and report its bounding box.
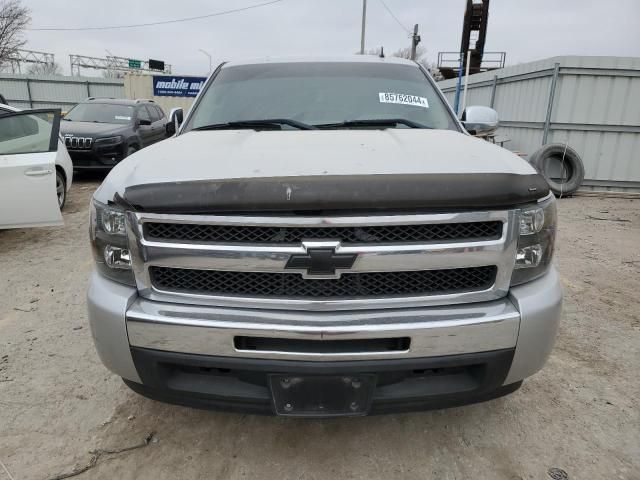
[104,245,131,269]
[519,208,544,235]
[515,244,543,268]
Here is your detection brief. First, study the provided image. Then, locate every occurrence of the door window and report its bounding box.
[0,110,60,155]
[154,106,166,120]
[137,106,151,123]
[148,105,161,122]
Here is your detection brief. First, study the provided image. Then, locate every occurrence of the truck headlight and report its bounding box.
[518,207,545,235]
[94,135,123,146]
[510,194,557,286]
[90,199,135,286]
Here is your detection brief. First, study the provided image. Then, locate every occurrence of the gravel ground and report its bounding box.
[0,177,639,480]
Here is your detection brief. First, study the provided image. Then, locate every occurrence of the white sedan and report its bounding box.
[0,104,73,229]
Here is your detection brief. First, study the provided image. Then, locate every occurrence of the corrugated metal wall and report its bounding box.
[123,74,196,113]
[438,56,640,192]
[0,74,124,111]
[0,73,196,115]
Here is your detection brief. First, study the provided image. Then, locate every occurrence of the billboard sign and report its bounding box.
[152,76,207,97]
[148,59,165,71]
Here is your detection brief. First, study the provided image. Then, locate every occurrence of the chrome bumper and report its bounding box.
[126,298,520,361]
[87,268,562,385]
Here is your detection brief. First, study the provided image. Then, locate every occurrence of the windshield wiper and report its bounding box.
[314,118,430,129]
[192,119,316,131]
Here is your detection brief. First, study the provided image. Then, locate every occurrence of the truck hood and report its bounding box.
[97,129,548,212]
[60,120,129,138]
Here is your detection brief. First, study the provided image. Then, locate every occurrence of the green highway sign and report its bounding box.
[128,59,141,69]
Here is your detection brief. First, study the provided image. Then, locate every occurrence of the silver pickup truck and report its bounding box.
[88,56,561,417]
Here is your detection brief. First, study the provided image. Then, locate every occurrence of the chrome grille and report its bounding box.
[64,136,92,150]
[150,266,497,299]
[144,221,502,244]
[127,210,518,311]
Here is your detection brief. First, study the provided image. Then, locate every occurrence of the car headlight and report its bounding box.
[94,135,123,145]
[510,194,557,286]
[90,198,135,286]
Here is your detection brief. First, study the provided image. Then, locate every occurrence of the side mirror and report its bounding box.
[461,106,499,137]
[138,118,152,126]
[166,107,184,136]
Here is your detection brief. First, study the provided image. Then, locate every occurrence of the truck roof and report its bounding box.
[222,55,419,69]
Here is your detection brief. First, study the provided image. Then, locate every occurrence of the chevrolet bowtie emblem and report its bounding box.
[285,242,357,278]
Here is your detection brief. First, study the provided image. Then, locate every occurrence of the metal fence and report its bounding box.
[0,73,124,111]
[438,56,640,193]
[0,73,197,115]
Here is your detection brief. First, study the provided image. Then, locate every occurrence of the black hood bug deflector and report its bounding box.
[116,173,550,214]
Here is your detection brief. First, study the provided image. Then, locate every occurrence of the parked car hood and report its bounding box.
[96,129,548,212]
[60,120,130,137]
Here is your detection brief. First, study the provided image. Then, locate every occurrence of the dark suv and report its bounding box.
[60,98,168,170]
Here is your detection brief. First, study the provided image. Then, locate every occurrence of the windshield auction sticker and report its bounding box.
[379,92,429,108]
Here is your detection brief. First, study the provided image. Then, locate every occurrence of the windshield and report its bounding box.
[64,103,134,124]
[185,62,459,131]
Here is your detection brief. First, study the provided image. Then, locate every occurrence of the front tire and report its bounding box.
[127,146,138,157]
[56,169,67,209]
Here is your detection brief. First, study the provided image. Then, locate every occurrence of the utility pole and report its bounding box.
[410,24,421,60]
[360,0,367,54]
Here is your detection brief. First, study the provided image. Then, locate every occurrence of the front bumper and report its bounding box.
[68,143,126,170]
[124,348,521,415]
[87,268,562,414]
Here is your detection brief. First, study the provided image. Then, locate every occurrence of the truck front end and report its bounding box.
[87,58,562,416]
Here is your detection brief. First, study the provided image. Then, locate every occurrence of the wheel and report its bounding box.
[56,169,67,209]
[127,146,138,157]
[528,143,585,196]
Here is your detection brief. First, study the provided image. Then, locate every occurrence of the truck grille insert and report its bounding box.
[150,266,497,299]
[64,136,92,150]
[144,221,502,244]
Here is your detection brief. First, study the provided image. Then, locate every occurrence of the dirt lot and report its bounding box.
[0,177,638,480]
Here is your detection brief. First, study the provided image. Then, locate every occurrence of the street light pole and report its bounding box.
[198,49,212,74]
[360,0,367,54]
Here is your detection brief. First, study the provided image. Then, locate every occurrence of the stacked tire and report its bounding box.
[528,143,584,196]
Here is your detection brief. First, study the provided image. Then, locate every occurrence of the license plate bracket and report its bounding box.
[269,374,376,417]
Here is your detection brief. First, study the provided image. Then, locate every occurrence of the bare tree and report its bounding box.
[102,69,124,79]
[391,46,443,80]
[0,0,31,68]
[26,61,62,75]
[358,45,443,80]
[357,47,384,56]
[391,46,419,60]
